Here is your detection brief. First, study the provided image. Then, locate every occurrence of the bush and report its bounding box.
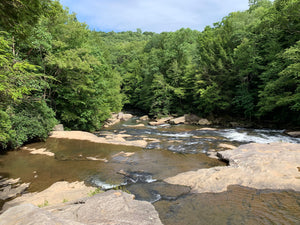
[9,100,57,148]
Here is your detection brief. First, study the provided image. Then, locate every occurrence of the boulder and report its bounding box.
[104,113,120,127]
[0,191,163,225]
[149,116,173,126]
[118,112,133,121]
[184,114,200,124]
[198,118,212,125]
[169,116,185,125]
[140,115,149,121]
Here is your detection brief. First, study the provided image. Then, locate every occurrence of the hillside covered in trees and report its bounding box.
[0,0,299,150]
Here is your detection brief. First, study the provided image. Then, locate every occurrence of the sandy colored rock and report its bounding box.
[2,181,94,211]
[149,116,173,126]
[286,131,300,137]
[21,147,55,157]
[140,115,149,121]
[86,157,108,162]
[126,124,145,128]
[0,203,82,225]
[0,191,163,225]
[118,112,133,121]
[169,116,185,125]
[197,127,218,131]
[50,131,147,148]
[165,143,300,193]
[218,143,237,150]
[198,118,212,125]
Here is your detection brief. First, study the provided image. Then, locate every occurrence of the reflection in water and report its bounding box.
[154,185,300,225]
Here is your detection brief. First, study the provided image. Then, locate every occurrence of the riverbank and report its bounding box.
[165,142,300,193]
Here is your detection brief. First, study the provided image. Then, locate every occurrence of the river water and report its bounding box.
[0,117,300,224]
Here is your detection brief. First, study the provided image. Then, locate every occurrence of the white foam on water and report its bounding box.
[146,177,157,183]
[159,132,194,138]
[91,179,120,190]
[219,129,299,143]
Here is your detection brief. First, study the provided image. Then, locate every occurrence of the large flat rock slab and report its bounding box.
[50,131,147,148]
[165,143,300,193]
[0,191,163,225]
[2,181,94,211]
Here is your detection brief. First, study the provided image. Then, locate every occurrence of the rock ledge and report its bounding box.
[165,142,300,193]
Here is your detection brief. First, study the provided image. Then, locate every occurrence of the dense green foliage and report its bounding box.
[0,0,122,150]
[1,0,299,150]
[100,0,299,124]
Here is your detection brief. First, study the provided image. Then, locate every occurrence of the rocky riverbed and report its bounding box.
[1,114,300,224]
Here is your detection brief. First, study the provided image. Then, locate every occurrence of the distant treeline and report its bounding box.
[0,0,299,150]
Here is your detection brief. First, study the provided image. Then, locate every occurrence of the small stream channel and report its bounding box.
[0,117,300,224]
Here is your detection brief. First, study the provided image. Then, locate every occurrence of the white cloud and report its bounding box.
[59,0,249,33]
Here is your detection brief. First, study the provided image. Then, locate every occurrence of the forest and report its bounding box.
[0,0,299,150]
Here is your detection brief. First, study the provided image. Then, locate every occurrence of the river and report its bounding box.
[0,117,300,224]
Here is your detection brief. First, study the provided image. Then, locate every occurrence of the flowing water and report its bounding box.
[0,117,299,224]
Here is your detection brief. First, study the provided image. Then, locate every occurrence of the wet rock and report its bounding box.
[21,147,55,157]
[169,116,185,125]
[53,124,64,131]
[127,182,191,203]
[198,118,212,126]
[165,143,300,193]
[1,191,163,225]
[119,171,156,184]
[286,131,300,138]
[0,177,20,186]
[86,157,108,162]
[0,181,30,200]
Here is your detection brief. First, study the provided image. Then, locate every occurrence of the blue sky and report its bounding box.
[59,0,250,33]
